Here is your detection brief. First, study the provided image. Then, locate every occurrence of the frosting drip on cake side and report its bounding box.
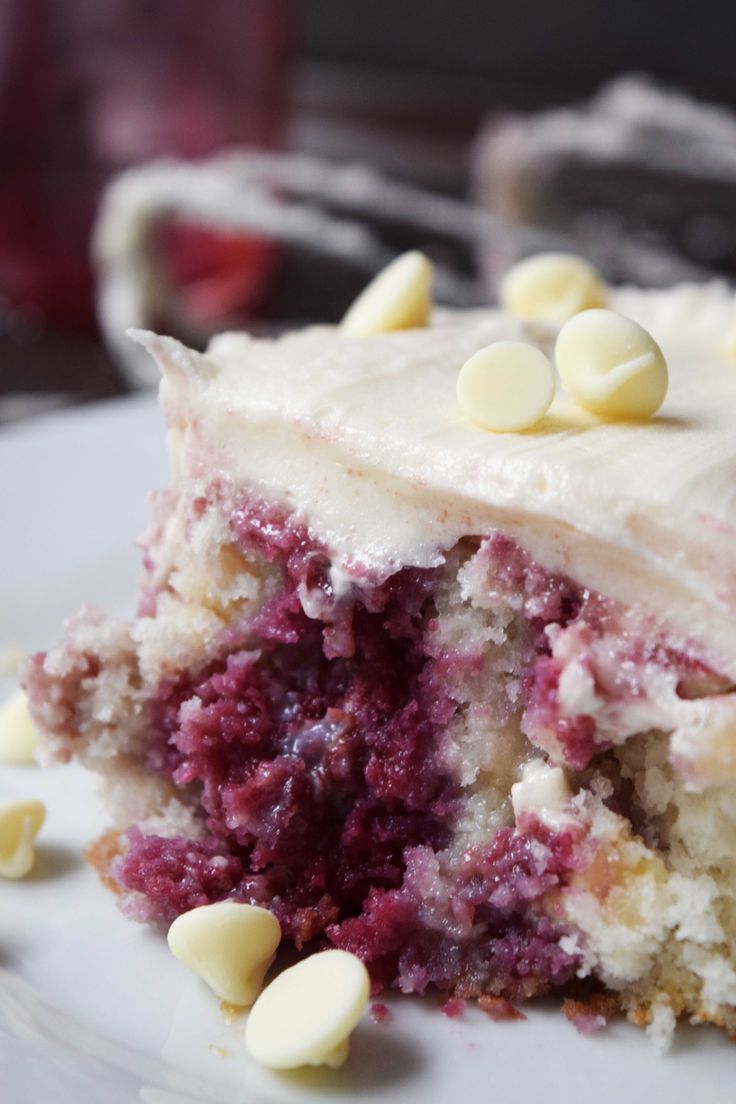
[134,281,736,675]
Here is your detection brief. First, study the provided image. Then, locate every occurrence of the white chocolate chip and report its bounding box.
[340,251,432,336]
[0,689,41,765]
[555,309,668,419]
[167,901,281,1006]
[245,949,370,1070]
[511,760,573,829]
[500,252,606,325]
[0,645,24,676]
[457,340,555,432]
[725,326,736,359]
[0,798,45,878]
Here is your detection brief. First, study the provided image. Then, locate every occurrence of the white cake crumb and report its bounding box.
[646,995,676,1053]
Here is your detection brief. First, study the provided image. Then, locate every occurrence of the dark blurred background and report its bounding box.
[2,0,736,421]
[303,0,736,188]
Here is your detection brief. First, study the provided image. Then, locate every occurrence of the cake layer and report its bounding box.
[21,279,736,1048]
[23,501,736,1041]
[139,281,736,677]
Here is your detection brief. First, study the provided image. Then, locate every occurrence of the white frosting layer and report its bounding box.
[135,281,736,676]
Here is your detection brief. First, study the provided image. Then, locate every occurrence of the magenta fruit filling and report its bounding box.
[112,502,691,996]
[330,828,587,997]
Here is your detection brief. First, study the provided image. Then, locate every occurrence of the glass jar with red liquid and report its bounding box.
[0,0,294,336]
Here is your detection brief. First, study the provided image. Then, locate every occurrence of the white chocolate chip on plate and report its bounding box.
[500,252,606,325]
[167,900,281,1006]
[340,251,433,337]
[555,308,668,419]
[0,798,45,878]
[457,340,555,433]
[245,949,370,1070]
[725,325,736,359]
[0,644,24,676]
[0,688,41,764]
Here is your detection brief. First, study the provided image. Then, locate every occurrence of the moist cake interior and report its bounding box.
[25,490,736,1044]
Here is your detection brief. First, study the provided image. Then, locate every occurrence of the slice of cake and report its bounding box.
[23,255,736,1047]
[473,75,736,288]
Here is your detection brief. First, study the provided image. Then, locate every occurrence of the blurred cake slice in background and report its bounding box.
[474,75,736,292]
[92,152,485,387]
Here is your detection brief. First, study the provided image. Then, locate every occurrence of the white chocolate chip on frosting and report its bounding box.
[555,308,668,419]
[0,798,45,878]
[0,689,41,764]
[500,252,606,325]
[457,340,555,432]
[167,901,281,1006]
[340,251,432,337]
[245,949,370,1070]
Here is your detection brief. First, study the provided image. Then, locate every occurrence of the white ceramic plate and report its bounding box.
[1,395,734,1103]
